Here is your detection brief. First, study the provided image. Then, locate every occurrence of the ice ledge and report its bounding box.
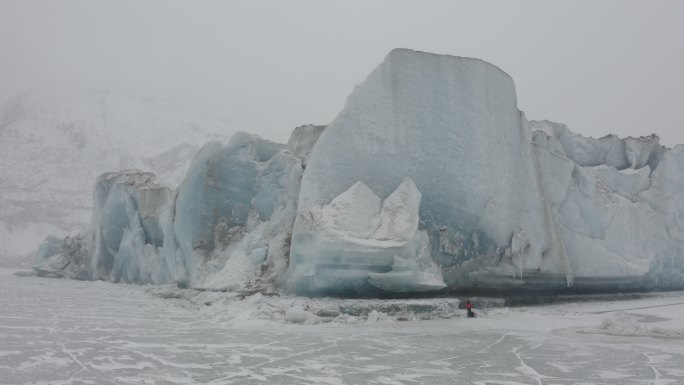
[387,48,516,85]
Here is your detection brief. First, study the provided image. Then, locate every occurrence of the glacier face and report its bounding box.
[530,121,684,289]
[288,49,553,293]
[31,170,179,284]
[170,132,304,290]
[39,128,316,292]
[287,48,684,294]
[33,49,684,296]
[90,171,173,284]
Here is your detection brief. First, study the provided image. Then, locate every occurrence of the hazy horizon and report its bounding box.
[1,0,683,145]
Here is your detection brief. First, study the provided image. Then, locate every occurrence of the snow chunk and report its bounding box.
[375,178,421,241]
[288,177,445,294]
[585,313,684,338]
[321,181,381,239]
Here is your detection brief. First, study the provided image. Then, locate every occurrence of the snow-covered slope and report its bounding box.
[0,82,233,262]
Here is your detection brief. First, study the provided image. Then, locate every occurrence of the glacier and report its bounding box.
[32,49,684,296]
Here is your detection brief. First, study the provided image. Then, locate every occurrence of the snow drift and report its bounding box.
[33,49,684,296]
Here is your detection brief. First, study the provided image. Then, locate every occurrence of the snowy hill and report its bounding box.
[0,82,235,263]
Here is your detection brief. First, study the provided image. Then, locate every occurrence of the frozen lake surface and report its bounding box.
[1,268,684,385]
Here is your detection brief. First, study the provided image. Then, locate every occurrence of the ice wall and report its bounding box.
[170,132,304,290]
[89,170,174,284]
[287,48,684,294]
[32,49,684,296]
[34,127,319,292]
[289,49,551,293]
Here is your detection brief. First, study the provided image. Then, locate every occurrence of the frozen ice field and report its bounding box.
[1,268,683,385]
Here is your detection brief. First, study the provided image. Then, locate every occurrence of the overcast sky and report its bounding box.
[1,0,683,145]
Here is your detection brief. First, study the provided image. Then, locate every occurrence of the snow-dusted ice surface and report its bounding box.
[3,269,684,385]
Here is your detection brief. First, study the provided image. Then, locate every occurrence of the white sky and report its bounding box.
[1,0,683,145]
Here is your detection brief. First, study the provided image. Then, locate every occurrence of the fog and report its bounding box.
[1,0,683,144]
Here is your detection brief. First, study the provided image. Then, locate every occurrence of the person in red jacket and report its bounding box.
[466,299,475,318]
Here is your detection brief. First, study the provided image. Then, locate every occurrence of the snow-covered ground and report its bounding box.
[1,268,683,385]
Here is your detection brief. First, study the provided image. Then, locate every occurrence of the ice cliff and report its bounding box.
[34,49,684,295]
[34,125,322,293]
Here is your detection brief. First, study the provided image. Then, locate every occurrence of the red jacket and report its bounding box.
[466,303,473,310]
